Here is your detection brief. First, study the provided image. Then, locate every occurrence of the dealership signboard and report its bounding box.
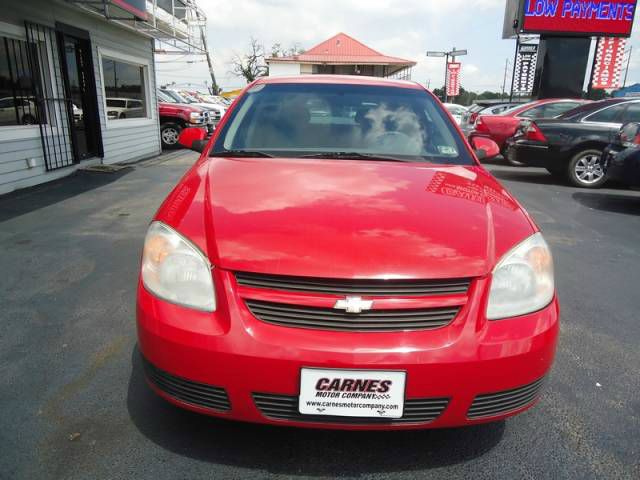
[514,44,539,94]
[591,37,627,89]
[446,63,461,97]
[504,0,637,37]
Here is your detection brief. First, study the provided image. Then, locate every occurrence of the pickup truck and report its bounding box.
[157,91,209,149]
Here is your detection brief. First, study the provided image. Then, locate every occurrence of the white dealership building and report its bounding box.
[0,0,206,195]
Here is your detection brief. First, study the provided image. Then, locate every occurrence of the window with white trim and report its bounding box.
[101,57,148,120]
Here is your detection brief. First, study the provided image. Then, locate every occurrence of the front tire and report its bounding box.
[567,149,607,188]
[160,122,182,149]
[22,114,37,125]
[503,145,525,166]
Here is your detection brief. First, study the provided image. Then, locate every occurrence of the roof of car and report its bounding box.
[253,75,424,90]
[558,97,636,119]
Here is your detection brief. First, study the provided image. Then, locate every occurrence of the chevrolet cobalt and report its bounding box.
[137,76,558,429]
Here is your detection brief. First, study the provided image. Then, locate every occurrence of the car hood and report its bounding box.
[192,102,224,113]
[158,158,536,279]
[158,102,203,113]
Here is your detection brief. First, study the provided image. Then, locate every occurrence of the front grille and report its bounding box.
[253,393,449,424]
[467,377,545,419]
[143,357,231,412]
[245,299,459,332]
[235,272,471,297]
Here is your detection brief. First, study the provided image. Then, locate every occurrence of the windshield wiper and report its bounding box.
[210,150,274,158]
[300,152,414,162]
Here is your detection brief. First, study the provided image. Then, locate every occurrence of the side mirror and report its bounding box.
[471,136,500,160]
[178,127,208,153]
[618,122,640,147]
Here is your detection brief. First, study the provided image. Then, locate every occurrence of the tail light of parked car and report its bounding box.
[473,117,489,134]
[523,121,547,143]
[469,112,479,125]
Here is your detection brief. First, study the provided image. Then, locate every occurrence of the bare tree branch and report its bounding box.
[229,37,267,83]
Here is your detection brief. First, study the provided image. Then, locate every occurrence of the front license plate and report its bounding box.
[299,368,406,419]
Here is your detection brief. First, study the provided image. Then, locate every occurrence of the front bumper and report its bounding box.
[603,146,640,186]
[137,271,559,430]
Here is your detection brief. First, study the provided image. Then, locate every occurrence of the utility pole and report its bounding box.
[194,6,219,94]
[444,52,450,103]
[501,58,510,101]
[426,47,468,104]
[623,45,633,88]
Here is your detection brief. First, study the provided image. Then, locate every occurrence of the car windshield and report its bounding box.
[163,90,190,103]
[212,83,473,165]
[157,90,177,103]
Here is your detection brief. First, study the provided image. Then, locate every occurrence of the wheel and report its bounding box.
[160,122,182,149]
[566,149,607,188]
[503,145,525,166]
[505,153,525,167]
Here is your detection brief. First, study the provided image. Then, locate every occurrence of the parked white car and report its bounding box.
[105,97,145,119]
[444,103,468,125]
[0,96,38,125]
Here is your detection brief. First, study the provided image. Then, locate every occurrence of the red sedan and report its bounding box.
[137,75,559,430]
[470,98,587,162]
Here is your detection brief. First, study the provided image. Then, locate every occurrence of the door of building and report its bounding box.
[57,26,102,161]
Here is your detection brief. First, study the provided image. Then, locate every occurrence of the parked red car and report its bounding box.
[470,98,587,162]
[137,76,559,430]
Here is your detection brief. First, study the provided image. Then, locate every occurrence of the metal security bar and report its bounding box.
[1,37,41,126]
[24,22,76,171]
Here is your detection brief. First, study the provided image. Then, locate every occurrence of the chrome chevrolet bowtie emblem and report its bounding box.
[334,296,373,314]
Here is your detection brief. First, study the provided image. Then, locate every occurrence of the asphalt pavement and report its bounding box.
[1,152,639,480]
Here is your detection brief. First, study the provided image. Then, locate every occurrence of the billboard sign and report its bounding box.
[514,44,539,94]
[592,37,627,89]
[521,0,637,37]
[447,62,461,97]
[111,0,148,20]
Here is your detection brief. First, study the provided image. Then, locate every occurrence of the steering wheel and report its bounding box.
[373,131,413,148]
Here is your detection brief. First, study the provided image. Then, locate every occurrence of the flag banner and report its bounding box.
[592,37,627,90]
[447,62,461,97]
[513,43,538,95]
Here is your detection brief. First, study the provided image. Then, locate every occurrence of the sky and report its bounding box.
[155,0,640,94]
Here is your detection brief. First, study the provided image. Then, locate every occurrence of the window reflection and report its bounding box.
[0,36,41,126]
[102,58,147,120]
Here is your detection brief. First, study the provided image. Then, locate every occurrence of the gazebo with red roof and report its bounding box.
[266,33,416,80]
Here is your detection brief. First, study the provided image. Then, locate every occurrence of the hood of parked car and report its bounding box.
[158,102,204,113]
[157,157,536,279]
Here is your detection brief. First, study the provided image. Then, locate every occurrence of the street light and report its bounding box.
[426,47,468,103]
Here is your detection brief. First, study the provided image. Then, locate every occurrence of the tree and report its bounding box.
[230,37,268,83]
[476,90,503,100]
[584,89,610,100]
[431,86,479,106]
[270,43,304,58]
[230,38,307,83]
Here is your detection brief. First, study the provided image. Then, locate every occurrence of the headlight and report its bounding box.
[189,112,203,123]
[486,232,554,320]
[141,222,216,312]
